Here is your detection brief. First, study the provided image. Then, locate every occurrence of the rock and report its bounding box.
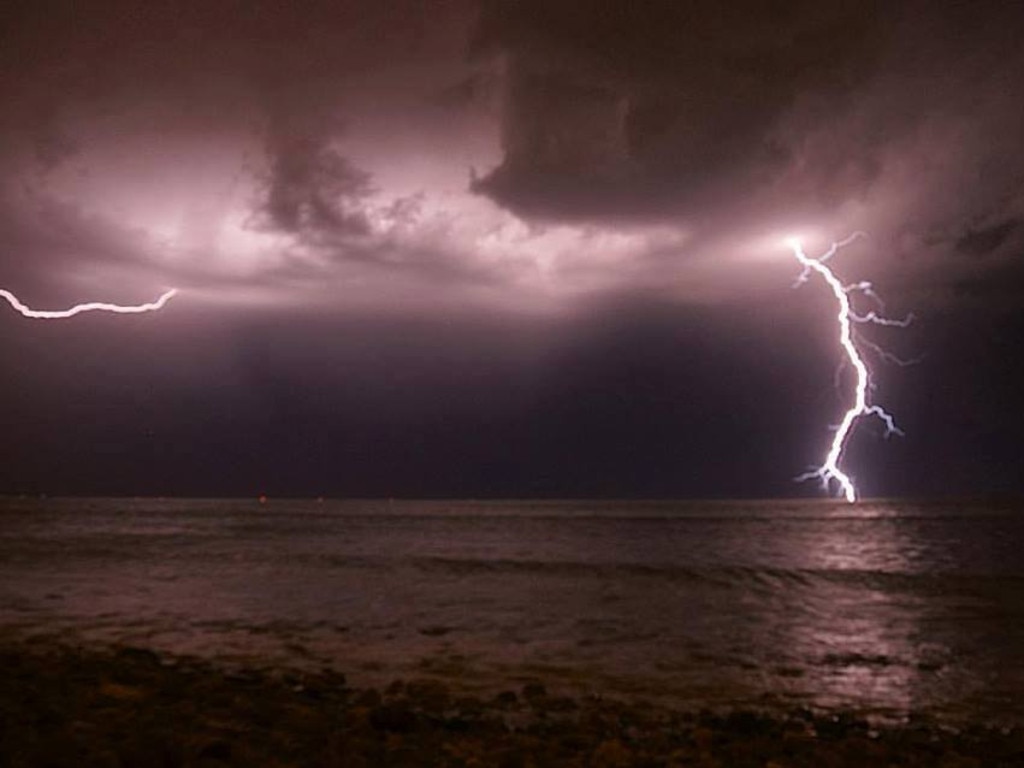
[441,714,472,732]
[318,668,348,689]
[196,738,233,761]
[815,713,867,741]
[418,625,454,637]
[939,756,981,768]
[522,682,547,702]
[98,681,146,702]
[693,726,715,752]
[369,701,417,733]
[493,690,518,708]
[723,710,766,737]
[544,696,579,712]
[405,678,450,713]
[494,746,529,768]
[121,733,184,768]
[591,738,633,768]
[453,695,485,718]
[354,688,382,708]
[115,646,162,666]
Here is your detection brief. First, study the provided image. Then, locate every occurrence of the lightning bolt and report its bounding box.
[788,234,911,503]
[0,288,177,319]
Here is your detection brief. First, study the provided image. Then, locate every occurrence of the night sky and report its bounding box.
[1,1,1022,499]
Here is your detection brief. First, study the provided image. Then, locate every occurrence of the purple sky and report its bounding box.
[1,1,1022,498]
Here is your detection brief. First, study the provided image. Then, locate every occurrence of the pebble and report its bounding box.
[1,638,1023,767]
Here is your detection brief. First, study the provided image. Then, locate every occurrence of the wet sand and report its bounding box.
[2,635,1022,767]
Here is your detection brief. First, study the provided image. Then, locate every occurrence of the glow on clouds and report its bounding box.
[30,130,693,310]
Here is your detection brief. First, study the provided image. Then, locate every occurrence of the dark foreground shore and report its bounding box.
[2,639,1022,767]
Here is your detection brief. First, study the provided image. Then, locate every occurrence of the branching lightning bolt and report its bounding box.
[788,234,911,503]
[0,288,177,319]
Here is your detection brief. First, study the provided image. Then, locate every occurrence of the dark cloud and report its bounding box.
[470,0,889,218]
[955,220,1020,258]
[252,117,375,242]
[470,2,1024,283]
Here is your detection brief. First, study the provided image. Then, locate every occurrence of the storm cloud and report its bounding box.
[0,0,1020,310]
[1,1,1023,497]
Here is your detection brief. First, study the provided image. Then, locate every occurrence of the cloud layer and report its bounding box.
[0,0,1021,317]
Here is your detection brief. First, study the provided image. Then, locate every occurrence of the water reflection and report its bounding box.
[3,497,1023,724]
[769,499,991,721]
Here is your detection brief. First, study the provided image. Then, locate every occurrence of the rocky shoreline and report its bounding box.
[2,638,1022,767]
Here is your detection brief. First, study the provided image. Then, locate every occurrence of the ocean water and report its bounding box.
[1,497,1023,724]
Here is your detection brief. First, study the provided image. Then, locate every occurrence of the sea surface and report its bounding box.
[2,497,1023,725]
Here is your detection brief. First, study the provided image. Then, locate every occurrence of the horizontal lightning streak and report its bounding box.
[0,288,177,319]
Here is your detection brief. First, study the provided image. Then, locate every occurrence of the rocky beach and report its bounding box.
[2,634,1023,767]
